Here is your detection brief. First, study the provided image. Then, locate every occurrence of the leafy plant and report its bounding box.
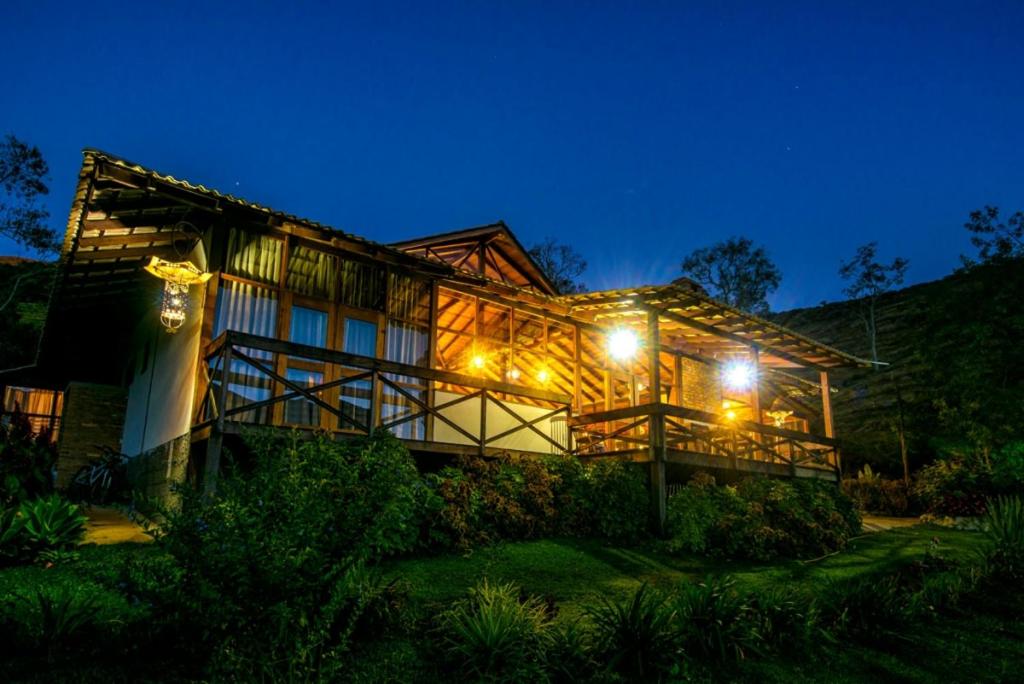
[818,573,910,640]
[981,495,1024,579]
[587,583,679,680]
[17,587,98,662]
[673,576,759,661]
[0,505,26,562]
[583,460,650,543]
[747,586,818,654]
[544,620,599,683]
[438,579,551,682]
[18,495,86,553]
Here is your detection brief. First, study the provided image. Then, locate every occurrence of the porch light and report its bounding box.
[507,367,521,381]
[725,409,737,421]
[722,361,756,390]
[608,328,638,362]
[537,368,550,383]
[143,257,211,333]
[470,354,487,370]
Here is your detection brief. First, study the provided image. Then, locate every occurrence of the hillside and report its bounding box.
[774,258,1024,474]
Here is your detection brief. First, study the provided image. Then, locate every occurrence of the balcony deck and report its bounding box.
[192,331,839,488]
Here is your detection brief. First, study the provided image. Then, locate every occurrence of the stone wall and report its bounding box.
[126,433,191,512]
[680,358,722,413]
[55,382,128,488]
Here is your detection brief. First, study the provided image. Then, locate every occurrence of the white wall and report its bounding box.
[432,390,570,454]
[121,286,205,456]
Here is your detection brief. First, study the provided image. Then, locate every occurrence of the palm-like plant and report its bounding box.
[673,576,759,661]
[0,507,26,560]
[18,495,86,552]
[586,583,679,681]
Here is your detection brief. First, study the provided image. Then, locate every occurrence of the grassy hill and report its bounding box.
[773,258,1024,476]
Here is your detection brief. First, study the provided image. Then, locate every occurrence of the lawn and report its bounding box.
[2,524,1019,683]
[383,524,986,623]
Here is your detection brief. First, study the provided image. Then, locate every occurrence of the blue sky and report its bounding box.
[3,1,1022,308]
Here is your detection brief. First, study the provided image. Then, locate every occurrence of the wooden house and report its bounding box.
[0,150,869,523]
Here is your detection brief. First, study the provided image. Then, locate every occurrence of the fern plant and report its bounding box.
[18,495,86,553]
[673,576,760,661]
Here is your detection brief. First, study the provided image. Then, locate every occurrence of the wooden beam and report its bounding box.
[820,370,835,439]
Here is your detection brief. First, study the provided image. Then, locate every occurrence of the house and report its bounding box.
[0,149,869,524]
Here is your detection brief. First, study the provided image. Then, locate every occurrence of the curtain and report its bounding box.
[212,279,279,423]
[339,259,385,311]
[289,306,328,348]
[225,228,283,285]
[342,318,377,356]
[286,244,337,299]
[284,368,323,426]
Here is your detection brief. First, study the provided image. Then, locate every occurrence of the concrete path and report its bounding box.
[861,514,919,533]
[83,506,151,544]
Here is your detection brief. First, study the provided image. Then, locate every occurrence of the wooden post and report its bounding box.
[647,310,667,534]
[479,391,487,455]
[204,343,231,496]
[426,281,439,441]
[673,354,683,407]
[819,370,834,438]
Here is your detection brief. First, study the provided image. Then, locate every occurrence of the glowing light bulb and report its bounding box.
[471,354,486,370]
[608,329,638,361]
[722,361,756,390]
[507,368,521,381]
[725,409,737,421]
[537,369,550,383]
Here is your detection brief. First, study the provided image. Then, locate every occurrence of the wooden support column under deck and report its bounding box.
[647,309,667,533]
[819,370,838,475]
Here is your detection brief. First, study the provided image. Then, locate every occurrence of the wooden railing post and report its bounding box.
[479,391,488,455]
[647,310,667,534]
[369,370,380,436]
[204,342,231,497]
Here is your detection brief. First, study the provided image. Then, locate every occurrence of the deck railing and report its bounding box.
[193,331,573,456]
[569,403,839,474]
[192,332,837,475]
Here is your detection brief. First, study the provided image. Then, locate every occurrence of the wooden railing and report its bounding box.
[193,331,573,456]
[192,332,837,476]
[569,403,839,474]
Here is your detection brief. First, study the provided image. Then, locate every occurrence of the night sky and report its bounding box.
[4,1,1022,308]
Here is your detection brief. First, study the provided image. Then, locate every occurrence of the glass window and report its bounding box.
[386,321,428,367]
[213,280,278,341]
[286,244,337,299]
[339,259,385,311]
[343,318,377,356]
[284,368,324,426]
[224,228,282,285]
[289,306,328,348]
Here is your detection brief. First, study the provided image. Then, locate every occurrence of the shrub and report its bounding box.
[437,579,552,682]
[746,586,818,654]
[17,495,87,556]
[817,573,910,639]
[842,476,913,516]
[587,583,679,680]
[583,461,650,543]
[145,430,423,680]
[981,495,1024,579]
[544,620,600,683]
[673,576,760,662]
[913,458,990,516]
[991,442,1024,493]
[0,506,26,563]
[666,475,860,561]
[0,412,56,507]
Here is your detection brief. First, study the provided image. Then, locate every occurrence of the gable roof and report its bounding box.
[391,222,559,295]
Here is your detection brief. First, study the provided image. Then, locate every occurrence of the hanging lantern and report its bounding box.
[143,257,211,333]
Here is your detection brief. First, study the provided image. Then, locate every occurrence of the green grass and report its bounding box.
[384,524,986,623]
[0,525,1014,683]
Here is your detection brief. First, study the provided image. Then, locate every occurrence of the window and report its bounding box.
[286,244,338,299]
[283,305,330,427]
[224,228,282,285]
[339,258,385,311]
[289,306,328,348]
[339,318,378,431]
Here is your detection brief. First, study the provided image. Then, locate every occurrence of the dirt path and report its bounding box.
[861,514,919,533]
[83,506,151,544]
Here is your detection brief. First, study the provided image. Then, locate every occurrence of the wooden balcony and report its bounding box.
[570,404,839,481]
[191,331,838,489]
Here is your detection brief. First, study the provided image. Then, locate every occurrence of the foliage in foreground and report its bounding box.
[133,430,423,680]
[665,472,861,561]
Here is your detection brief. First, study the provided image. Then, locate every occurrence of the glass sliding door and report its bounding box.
[284,304,330,427]
[338,316,378,432]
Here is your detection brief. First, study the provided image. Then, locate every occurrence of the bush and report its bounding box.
[582,460,650,543]
[666,474,860,561]
[913,458,991,516]
[981,495,1024,579]
[673,576,760,662]
[143,429,423,680]
[842,476,913,516]
[587,583,679,680]
[747,586,818,654]
[0,412,56,507]
[437,579,552,682]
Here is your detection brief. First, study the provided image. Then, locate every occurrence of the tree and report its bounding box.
[0,135,58,254]
[528,237,587,294]
[679,237,781,314]
[960,205,1023,268]
[838,242,908,368]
